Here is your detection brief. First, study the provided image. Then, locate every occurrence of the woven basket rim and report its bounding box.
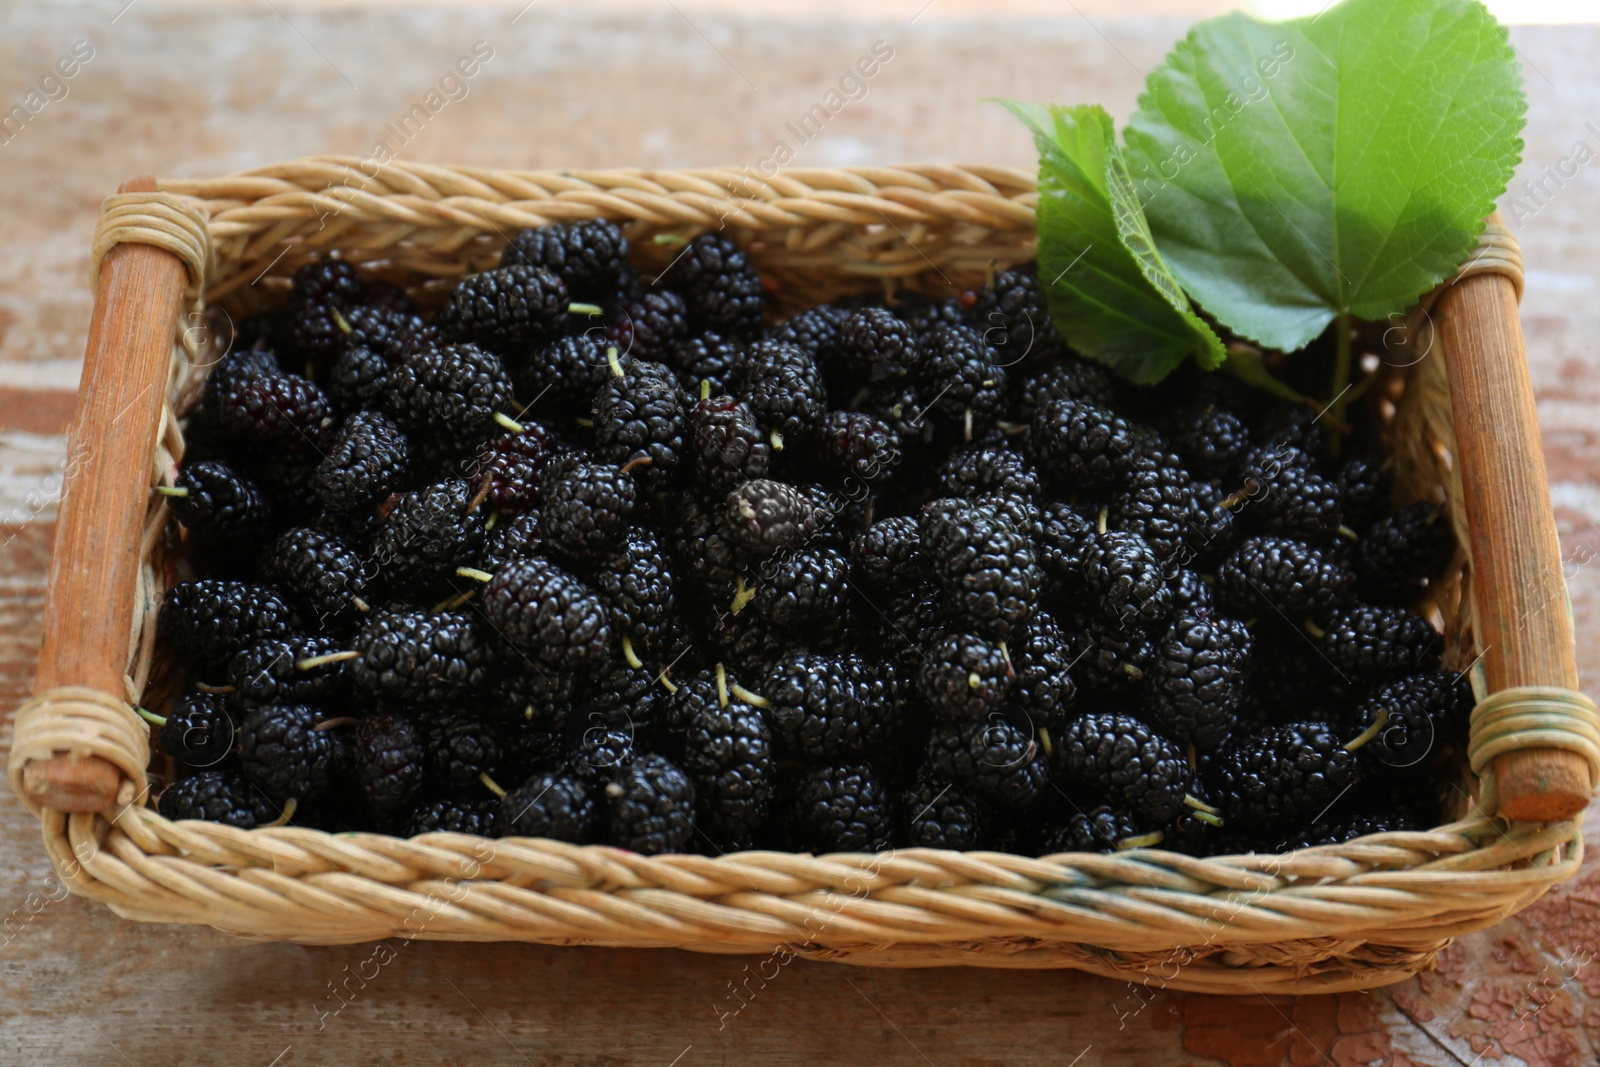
[11,159,1587,992]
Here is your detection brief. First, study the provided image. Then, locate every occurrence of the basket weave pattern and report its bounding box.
[8,160,1595,993]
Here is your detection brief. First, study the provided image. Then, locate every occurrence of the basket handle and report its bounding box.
[15,177,189,814]
[1437,257,1596,822]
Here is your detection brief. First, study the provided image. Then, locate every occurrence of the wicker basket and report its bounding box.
[9,161,1600,994]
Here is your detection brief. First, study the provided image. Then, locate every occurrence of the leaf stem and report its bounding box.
[1116,831,1164,850]
[296,650,360,670]
[264,798,298,827]
[1325,311,1352,460]
[728,682,769,708]
[1345,708,1389,752]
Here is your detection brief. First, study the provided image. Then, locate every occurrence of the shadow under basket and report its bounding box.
[10,162,1600,994]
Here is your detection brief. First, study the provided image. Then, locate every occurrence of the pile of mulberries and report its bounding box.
[151,233,1466,858]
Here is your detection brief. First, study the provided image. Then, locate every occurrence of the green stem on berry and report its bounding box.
[1336,524,1359,542]
[1344,708,1389,752]
[313,716,359,731]
[466,473,495,514]
[995,420,1029,437]
[967,672,982,690]
[568,302,603,317]
[264,798,298,827]
[621,636,643,670]
[619,455,654,476]
[1116,831,1164,850]
[432,588,477,612]
[1302,620,1326,640]
[998,641,1015,678]
[333,308,352,334]
[484,509,499,532]
[154,486,189,498]
[728,682,770,709]
[455,567,494,583]
[350,595,371,613]
[135,707,167,727]
[1325,310,1353,461]
[700,379,712,401]
[1121,663,1144,681]
[653,233,689,247]
[770,430,784,452]
[574,416,595,428]
[1183,794,1220,816]
[730,575,756,616]
[193,682,236,695]
[1037,727,1053,758]
[715,662,729,709]
[478,772,507,799]
[493,412,525,434]
[1096,507,1108,536]
[657,670,680,694]
[963,407,973,443]
[606,346,625,378]
[296,650,360,671]
[1192,810,1224,828]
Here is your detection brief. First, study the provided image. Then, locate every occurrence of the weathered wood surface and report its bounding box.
[2,3,1598,1064]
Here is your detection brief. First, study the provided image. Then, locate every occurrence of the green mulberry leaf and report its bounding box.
[1123,0,1525,352]
[1001,100,1225,383]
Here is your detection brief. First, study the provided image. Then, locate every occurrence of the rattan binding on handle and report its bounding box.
[1471,687,1600,811]
[89,189,213,295]
[1440,216,1525,302]
[9,688,148,817]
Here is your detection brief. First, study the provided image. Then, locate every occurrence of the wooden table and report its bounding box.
[2,3,1598,1063]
